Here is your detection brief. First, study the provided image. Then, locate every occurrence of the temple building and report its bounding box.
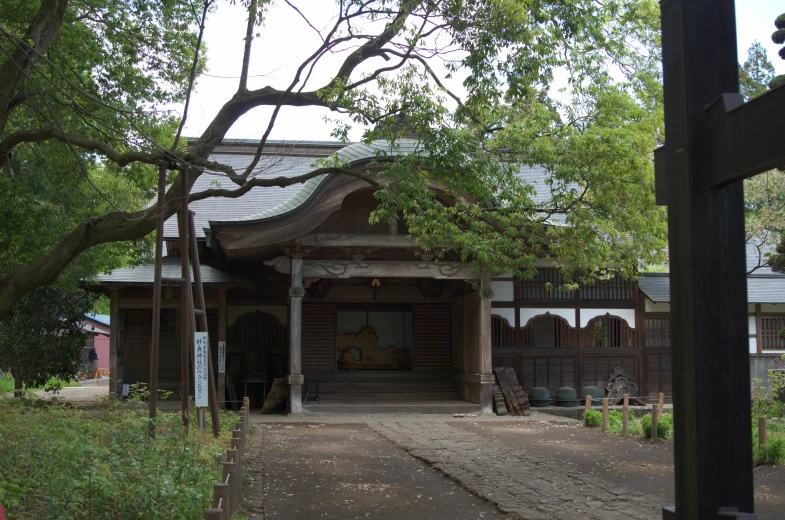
[84,138,785,413]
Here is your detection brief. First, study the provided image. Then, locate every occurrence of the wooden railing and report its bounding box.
[204,397,250,519]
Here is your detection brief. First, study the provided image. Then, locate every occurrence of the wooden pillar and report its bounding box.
[288,257,304,413]
[218,289,227,409]
[755,304,762,355]
[659,0,753,515]
[109,288,119,401]
[479,271,493,414]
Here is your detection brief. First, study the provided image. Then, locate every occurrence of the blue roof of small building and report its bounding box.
[85,313,110,326]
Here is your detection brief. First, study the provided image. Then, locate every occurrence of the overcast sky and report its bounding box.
[181,1,785,143]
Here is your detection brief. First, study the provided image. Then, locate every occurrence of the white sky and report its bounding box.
[181,1,785,143]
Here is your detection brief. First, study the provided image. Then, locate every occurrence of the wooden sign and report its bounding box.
[193,332,209,408]
[218,341,226,374]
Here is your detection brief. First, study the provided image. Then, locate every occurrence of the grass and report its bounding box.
[582,409,671,439]
[0,375,82,395]
[754,421,785,465]
[0,396,243,519]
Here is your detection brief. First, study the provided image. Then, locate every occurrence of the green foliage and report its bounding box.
[0,397,240,519]
[0,286,95,390]
[127,382,174,402]
[584,409,603,427]
[753,422,785,465]
[640,412,674,439]
[739,41,775,100]
[770,13,785,89]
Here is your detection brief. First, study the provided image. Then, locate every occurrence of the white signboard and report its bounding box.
[218,341,226,374]
[193,332,209,408]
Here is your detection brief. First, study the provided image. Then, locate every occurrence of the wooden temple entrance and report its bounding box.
[265,257,493,414]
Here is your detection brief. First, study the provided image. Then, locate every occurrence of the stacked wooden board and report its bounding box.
[493,367,531,416]
[492,384,508,415]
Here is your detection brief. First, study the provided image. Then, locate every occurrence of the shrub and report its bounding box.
[606,410,624,433]
[584,409,602,427]
[0,397,239,519]
[640,412,674,439]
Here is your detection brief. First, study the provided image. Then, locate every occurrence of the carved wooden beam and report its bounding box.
[264,256,478,280]
[291,233,449,249]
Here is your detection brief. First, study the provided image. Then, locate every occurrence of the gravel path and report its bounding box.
[368,420,660,520]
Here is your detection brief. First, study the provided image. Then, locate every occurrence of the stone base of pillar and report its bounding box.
[480,382,493,414]
[289,384,302,414]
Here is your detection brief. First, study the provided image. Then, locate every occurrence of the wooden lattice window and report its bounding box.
[491,316,518,349]
[645,316,671,349]
[521,315,575,348]
[581,315,636,348]
[516,269,575,300]
[579,274,635,301]
[760,316,785,350]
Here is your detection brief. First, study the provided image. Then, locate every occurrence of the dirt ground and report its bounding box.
[451,420,785,519]
[242,422,506,519]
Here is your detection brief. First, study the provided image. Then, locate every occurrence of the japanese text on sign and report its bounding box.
[218,341,226,374]
[194,332,209,408]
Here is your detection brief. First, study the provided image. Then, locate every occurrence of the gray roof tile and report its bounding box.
[639,272,785,304]
[86,256,253,286]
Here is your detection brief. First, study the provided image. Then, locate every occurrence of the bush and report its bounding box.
[584,409,602,427]
[606,410,624,433]
[0,397,240,519]
[640,412,674,439]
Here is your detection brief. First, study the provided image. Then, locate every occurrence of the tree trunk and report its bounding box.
[13,374,23,397]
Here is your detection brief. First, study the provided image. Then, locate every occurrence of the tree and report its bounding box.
[0,0,667,312]
[771,13,785,90]
[739,41,775,100]
[0,286,94,395]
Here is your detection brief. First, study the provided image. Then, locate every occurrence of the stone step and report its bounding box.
[301,400,482,414]
[317,381,459,393]
[315,391,459,401]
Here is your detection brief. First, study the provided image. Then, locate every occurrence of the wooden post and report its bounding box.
[759,417,767,454]
[657,0,755,515]
[658,392,664,417]
[109,288,119,402]
[213,482,230,520]
[179,169,191,432]
[288,257,304,413]
[188,211,221,437]
[218,289,227,409]
[224,450,238,514]
[148,163,166,438]
[652,404,659,440]
[479,270,493,414]
[622,393,629,436]
[584,395,592,427]
[204,509,222,520]
[602,397,609,431]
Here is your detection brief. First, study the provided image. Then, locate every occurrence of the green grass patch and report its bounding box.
[640,412,674,439]
[0,375,81,395]
[0,397,243,519]
[754,422,785,465]
[584,409,603,427]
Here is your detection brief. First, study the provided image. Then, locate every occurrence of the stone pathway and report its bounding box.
[368,420,660,520]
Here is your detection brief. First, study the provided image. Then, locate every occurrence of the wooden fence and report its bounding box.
[204,396,250,519]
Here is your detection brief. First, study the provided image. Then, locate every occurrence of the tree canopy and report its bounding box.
[0,0,668,312]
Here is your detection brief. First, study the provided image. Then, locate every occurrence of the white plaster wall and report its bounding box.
[580,308,636,329]
[228,306,287,327]
[519,308,576,328]
[645,300,671,313]
[749,315,757,335]
[750,338,759,354]
[491,308,516,327]
[749,303,756,313]
[762,304,785,313]
[491,280,515,302]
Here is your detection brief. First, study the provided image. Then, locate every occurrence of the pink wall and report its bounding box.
[93,334,110,370]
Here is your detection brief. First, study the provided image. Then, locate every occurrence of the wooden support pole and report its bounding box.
[189,211,221,438]
[288,257,304,413]
[759,417,767,454]
[109,288,119,402]
[479,269,493,414]
[218,289,227,409]
[623,393,629,436]
[584,395,592,427]
[148,163,166,439]
[227,446,240,512]
[652,404,659,440]
[204,509,222,520]
[602,397,609,431]
[179,169,191,433]
[658,392,664,417]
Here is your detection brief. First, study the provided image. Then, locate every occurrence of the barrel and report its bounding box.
[555,386,578,407]
[528,387,551,407]
[580,386,605,406]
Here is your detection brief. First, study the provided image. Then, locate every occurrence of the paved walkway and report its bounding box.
[367,420,659,520]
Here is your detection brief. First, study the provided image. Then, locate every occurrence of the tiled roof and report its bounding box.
[639,272,785,304]
[166,139,559,236]
[85,313,110,326]
[85,256,253,286]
